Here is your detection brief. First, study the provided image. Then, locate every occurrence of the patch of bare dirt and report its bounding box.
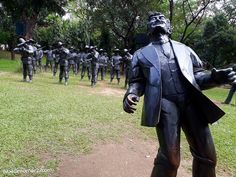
[53,136,232,177]
[96,87,125,97]
[55,137,192,177]
[79,82,126,97]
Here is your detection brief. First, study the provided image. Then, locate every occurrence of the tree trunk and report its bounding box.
[22,13,38,40]
[8,43,16,60]
[11,51,15,60]
[24,19,37,40]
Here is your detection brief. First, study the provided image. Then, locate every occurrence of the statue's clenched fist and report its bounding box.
[123,94,140,114]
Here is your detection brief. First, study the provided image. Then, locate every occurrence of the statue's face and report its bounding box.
[147,13,171,35]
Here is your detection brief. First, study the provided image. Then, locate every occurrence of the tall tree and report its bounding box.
[171,0,217,42]
[0,5,17,59]
[197,14,236,67]
[85,0,159,49]
[0,0,67,39]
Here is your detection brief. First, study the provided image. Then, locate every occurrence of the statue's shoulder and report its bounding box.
[170,40,186,47]
[136,43,154,56]
[140,43,153,50]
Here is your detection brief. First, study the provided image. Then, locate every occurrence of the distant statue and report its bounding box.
[44,46,54,72]
[224,64,236,104]
[98,49,108,80]
[110,48,122,84]
[81,45,91,80]
[54,42,70,85]
[123,12,236,177]
[122,48,132,88]
[13,38,34,82]
[89,46,99,87]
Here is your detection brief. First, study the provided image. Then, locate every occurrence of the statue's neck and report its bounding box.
[150,34,169,44]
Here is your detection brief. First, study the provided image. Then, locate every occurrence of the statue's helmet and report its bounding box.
[99,48,104,52]
[69,46,74,51]
[90,46,95,50]
[19,38,26,44]
[85,45,90,49]
[124,48,129,53]
[36,43,41,48]
[57,41,63,47]
[147,12,172,36]
[27,38,35,44]
[114,48,120,53]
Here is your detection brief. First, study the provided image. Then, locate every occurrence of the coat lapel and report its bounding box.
[170,40,186,70]
[140,44,160,70]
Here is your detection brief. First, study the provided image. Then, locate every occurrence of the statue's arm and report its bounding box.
[189,47,236,90]
[123,51,145,113]
[124,51,146,98]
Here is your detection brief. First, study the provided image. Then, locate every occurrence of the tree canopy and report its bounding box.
[0,0,67,39]
[1,0,236,66]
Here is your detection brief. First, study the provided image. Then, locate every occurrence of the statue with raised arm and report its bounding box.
[14,38,34,82]
[123,12,236,177]
[56,42,70,85]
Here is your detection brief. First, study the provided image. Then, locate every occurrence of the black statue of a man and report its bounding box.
[14,38,34,82]
[123,12,236,177]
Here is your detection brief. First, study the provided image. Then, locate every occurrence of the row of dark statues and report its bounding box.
[13,39,132,87]
[13,11,236,177]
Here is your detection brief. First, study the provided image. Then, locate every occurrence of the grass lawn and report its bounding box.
[0,56,235,176]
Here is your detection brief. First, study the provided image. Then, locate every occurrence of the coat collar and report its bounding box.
[140,40,186,70]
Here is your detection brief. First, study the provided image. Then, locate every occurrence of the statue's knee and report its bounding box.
[154,150,180,170]
[190,148,217,167]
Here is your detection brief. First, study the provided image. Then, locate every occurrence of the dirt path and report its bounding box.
[55,135,232,177]
[55,137,191,177]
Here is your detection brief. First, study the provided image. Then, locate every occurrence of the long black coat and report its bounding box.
[124,40,224,127]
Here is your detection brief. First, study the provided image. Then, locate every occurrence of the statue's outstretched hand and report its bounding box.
[123,94,140,114]
[211,68,236,85]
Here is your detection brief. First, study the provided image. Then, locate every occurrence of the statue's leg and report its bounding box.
[151,98,181,177]
[22,64,27,81]
[59,65,63,83]
[81,66,85,80]
[182,102,216,177]
[87,67,91,80]
[117,70,120,84]
[28,64,33,81]
[101,68,104,80]
[224,86,236,104]
[65,65,69,84]
[110,68,114,83]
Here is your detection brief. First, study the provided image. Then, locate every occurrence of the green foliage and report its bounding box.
[188,13,236,67]
[0,30,10,44]
[33,14,86,48]
[0,11,17,49]
[0,0,67,21]
[99,28,112,54]
[86,0,160,49]
[0,0,68,39]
